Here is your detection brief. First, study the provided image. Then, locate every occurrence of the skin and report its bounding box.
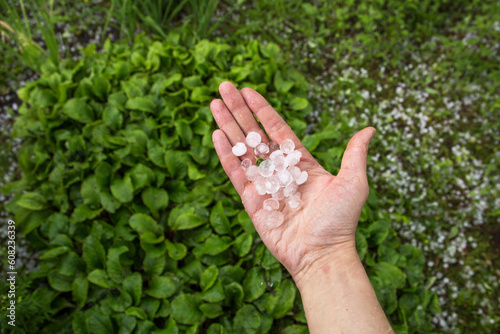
[210,81,394,333]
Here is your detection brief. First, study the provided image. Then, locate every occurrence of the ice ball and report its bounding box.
[280,139,295,154]
[232,142,247,156]
[246,131,261,148]
[263,198,279,211]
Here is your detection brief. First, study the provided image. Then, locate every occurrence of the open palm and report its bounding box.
[210,82,375,283]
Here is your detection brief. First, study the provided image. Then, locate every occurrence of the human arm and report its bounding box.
[210,81,394,333]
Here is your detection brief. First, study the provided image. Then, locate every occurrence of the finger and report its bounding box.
[240,87,316,162]
[210,99,254,161]
[219,81,268,143]
[338,127,376,182]
[212,129,262,215]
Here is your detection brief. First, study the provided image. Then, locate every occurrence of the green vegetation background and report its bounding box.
[0,0,498,333]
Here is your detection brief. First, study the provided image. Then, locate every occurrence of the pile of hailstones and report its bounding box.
[232,131,308,226]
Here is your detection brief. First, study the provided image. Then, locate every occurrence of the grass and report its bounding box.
[0,0,498,332]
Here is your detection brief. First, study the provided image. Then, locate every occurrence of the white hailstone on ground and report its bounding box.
[288,166,301,181]
[263,198,279,211]
[285,150,302,166]
[272,187,285,201]
[283,182,298,197]
[287,194,303,210]
[255,143,270,155]
[241,158,252,169]
[296,171,308,185]
[276,170,293,187]
[258,160,275,177]
[264,176,280,194]
[232,142,247,156]
[246,165,260,181]
[280,138,295,154]
[246,131,261,148]
[266,210,284,227]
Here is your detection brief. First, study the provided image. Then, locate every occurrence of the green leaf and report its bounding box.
[165,150,188,178]
[199,304,223,319]
[103,105,123,130]
[289,97,308,110]
[95,162,113,190]
[147,141,167,168]
[99,191,121,213]
[107,245,129,283]
[145,276,176,299]
[233,304,261,334]
[63,97,94,123]
[242,267,266,302]
[371,262,406,289]
[82,235,105,270]
[266,280,296,318]
[280,325,309,334]
[125,307,147,320]
[170,212,205,231]
[273,71,294,93]
[71,204,102,223]
[224,282,244,308]
[367,220,390,246]
[140,297,161,320]
[144,252,166,275]
[200,265,218,291]
[109,290,133,312]
[200,280,225,303]
[48,270,73,292]
[233,232,253,257]
[166,240,187,260]
[128,164,155,190]
[111,175,134,203]
[114,314,136,333]
[260,42,280,58]
[129,213,160,236]
[81,175,100,208]
[88,269,113,288]
[126,129,148,156]
[123,273,142,306]
[193,235,232,257]
[174,120,193,144]
[209,201,231,235]
[187,163,205,180]
[92,75,111,101]
[126,96,156,113]
[142,187,169,218]
[88,308,113,334]
[16,192,48,210]
[207,323,228,334]
[39,246,70,260]
[448,226,459,239]
[171,294,205,325]
[355,229,368,261]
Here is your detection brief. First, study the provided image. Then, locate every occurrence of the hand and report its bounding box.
[210,81,376,285]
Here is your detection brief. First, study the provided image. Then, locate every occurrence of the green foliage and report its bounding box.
[0,0,60,72]
[3,32,313,333]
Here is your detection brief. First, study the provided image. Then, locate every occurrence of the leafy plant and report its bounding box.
[2,32,313,333]
[2,23,434,334]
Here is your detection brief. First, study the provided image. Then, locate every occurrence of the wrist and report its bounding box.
[292,239,360,292]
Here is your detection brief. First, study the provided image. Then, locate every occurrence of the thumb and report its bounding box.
[338,127,376,182]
